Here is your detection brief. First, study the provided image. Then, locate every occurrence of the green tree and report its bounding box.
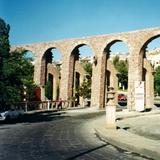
[154,66,160,95]
[79,62,92,99]
[0,18,37,108]
[0,18,10,107]
[0,18,10,59]
[2,48,37,103]
[45,81,53,100]
[113,56,128,89]
[113,55,119,67]
[83,62,92,76]
[79,78,91,99]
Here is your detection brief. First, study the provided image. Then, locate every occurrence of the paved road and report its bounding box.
[0,110,151,160]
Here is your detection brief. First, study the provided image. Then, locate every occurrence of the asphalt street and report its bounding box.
[0,109,151,160]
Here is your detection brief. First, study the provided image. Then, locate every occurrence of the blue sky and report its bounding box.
[0,0,160,55]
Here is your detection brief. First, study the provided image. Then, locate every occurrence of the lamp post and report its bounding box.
[23,86,27,112]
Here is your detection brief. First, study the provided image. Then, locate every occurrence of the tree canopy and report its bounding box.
[0,18,10,58]
[79,62,92,99]
[154,66,160,95]
[0,18,36,108]
[113,55,128,89]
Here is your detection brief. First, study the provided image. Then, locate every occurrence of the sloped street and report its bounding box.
[0,109,150,160]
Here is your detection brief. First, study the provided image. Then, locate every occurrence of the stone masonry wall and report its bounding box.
[11,27,160,109]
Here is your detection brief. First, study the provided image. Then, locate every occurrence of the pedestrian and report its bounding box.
[57,98,62,109]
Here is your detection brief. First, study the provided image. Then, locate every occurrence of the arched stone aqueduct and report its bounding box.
[12,27,160,110]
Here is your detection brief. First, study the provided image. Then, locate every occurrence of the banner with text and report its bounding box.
[135,81,144,111]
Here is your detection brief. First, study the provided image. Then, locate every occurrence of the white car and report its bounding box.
[0,108,24,121]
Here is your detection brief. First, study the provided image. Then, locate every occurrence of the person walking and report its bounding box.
[57,98,62,109]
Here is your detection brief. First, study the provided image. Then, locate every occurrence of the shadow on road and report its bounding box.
[65,144,107,160]
[0,110,70,125]
[154,103,160,107]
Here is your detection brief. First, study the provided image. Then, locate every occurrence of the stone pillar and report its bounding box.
[127,48,143,111]
[91,53,106,109]
[59,55,71,101]
[107,60,118,105]
[73,70,76,98]
[40,86,45,101]
[47,63,61,100]
[74,61,86,106]
[143,59,154,109]
[145,71,154,109]
[34,56,46,101]
[53,75,57,100]
[33,57,41,85]
[106,87,116,129]
[79,73,84,106]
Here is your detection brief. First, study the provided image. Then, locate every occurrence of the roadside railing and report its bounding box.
[14,100,76,112]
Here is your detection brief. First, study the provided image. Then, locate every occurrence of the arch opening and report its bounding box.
[24,50,35,61]
[140,35,160,109]
[21,50,41,102]
[103,40,129,108]
[41,48,61,100]
[69,44,93,107]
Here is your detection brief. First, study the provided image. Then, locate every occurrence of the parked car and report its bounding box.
[0,107,24,122]
[118,94,127,101]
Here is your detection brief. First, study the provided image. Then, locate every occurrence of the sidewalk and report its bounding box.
[94,108,160,160]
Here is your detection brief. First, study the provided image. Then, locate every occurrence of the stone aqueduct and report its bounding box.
[12,28,160,110]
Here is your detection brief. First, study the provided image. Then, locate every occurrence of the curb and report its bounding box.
[116,109,160,120]
[93,110,160,160]
[94,119,160,160]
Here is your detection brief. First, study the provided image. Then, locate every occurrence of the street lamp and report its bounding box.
[23,85,27,112]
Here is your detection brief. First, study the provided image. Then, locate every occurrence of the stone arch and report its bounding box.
[40,47,62,86]
[39,44,63,62]
[68,44,84,98]
[11,47,37,80]
[11,46,37,57]
[139,34,160,58]
[75,61,86,105]
[138,34,160,74]
[99,39,129,108]
[23,49,36,83]
[68,43,94,105]
[99,37,130,55]
[40,47,62,100]
[138,34,160,109]
[47,63,60,100]
[11,28,160,110]
[24,50,36,60]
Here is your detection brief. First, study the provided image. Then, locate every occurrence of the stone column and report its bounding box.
[33,56,46,101]
[145,71,154,109]
[106,87,116,129]
[33,57,41,85]
[53,75,57,100]
[75,61,86,106]
[79,73,84,107]
[144,59,154,109]
[127,48,143,111]
[107,60,118,105]
[59,55,72,101]
[91,53,106,109]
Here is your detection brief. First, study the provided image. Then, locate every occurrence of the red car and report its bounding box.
[118,94,127,101]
